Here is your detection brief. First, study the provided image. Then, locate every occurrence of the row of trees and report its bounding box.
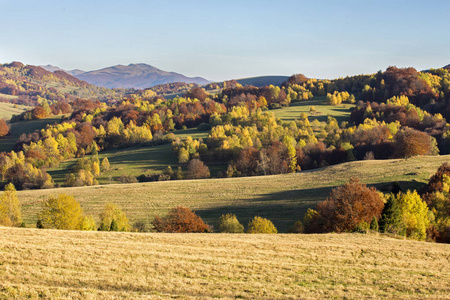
[295,166,450,243]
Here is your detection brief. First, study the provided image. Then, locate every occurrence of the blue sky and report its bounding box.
[0,0,449,81]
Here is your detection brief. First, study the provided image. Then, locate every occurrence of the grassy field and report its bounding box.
[47,128,211,185]
[0,116,64,152]
[0,101,29,120]
[0,227,448,299]
[15,155,450,232]
[274,97,353,124]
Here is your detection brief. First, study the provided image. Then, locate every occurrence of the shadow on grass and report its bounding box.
[195,180,427,233]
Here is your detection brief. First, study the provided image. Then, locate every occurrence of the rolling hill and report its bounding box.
[67,63,210,89]
[16,154,450,232]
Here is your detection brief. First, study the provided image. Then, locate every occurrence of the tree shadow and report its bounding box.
[195,180,427,233]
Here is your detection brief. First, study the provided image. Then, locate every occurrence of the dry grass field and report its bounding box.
[0,227,448,299]
[13,154,450,232]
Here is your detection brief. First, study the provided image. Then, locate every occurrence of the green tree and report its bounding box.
[217,213,244,233]
[370,216,379,232]
[379,194,406,236]
[246,216,277,234]
[99,202,130,232]
[0,183,22,226]
[39,194,84,230]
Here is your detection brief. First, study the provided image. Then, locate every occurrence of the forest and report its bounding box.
[0,62,450,243]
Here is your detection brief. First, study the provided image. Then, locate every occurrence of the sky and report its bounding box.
[0,0,449,81]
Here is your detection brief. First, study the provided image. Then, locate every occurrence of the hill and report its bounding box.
[16,154,450,232]
[236,75,289,87]
[70,63,210,89]
[0,62,123,106]
[1,227,448,299]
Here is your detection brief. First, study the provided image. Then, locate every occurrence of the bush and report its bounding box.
[217,214,244,233]
[99,202,130,232]
[370,216,379,232]
[288,220,304,233]
[116,175,138,184]
[152,206,210,233]
[246,216,277,234]
[197,123,212,131]
[303,208,323,233]
[315,177,384,233]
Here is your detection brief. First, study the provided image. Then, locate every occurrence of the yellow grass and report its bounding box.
[12,154,450,232]
[0,227,448,299]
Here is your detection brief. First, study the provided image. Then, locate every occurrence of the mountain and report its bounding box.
[444,64,450,70]
[235,75,289,87]
[40,64,65,73]
[41,65,86,76]
[69,63,210,89]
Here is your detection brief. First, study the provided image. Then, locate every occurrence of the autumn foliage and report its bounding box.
[0,119,9,137]
[152,206,210,233]
[314,178,384,233]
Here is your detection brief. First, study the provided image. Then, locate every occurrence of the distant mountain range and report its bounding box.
[41,63,210,89]
[236,76,289,88]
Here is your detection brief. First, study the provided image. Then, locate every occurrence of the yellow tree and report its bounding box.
[396,190,430,241]
[99,202,130,231]
[39,194,84,230]
[0,183,22,226]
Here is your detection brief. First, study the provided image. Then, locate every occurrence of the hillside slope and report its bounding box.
[0,227,448,299]
[71,63,210,89]
[15,155,450,232]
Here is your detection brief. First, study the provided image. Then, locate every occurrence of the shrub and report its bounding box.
[289,220,304,233]
[303,208,323,233]
[370,216,379,232]
[246,216,277,234]
[39,194,84,230]
[152,206,210,233]
[116,175,138,184]
[217,213,244,233]
[80,215,97,231]
[99,202,130,232]
[315,177,384,233]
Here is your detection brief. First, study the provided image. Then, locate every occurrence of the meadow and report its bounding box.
[0,116,63,152]
[0,227,448,299]
[0,101,29,120]
[16,155,450,232]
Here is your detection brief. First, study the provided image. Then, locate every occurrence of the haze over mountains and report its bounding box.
[41,63,210,89]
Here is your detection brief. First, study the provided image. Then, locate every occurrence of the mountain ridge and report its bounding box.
[43,63,210,89]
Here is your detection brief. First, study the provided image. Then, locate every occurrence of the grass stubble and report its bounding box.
[0,227,449,299]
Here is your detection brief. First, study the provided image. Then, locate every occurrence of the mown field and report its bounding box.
[16,155,450,232]
[0,101,29,120]
[273,96,352,124]
[0,227,448,299]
